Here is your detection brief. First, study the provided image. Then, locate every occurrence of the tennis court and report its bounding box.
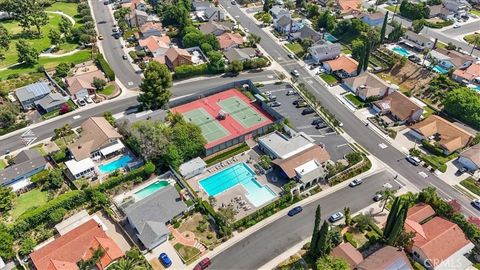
[218,97,268,128]
[183,108,230,143]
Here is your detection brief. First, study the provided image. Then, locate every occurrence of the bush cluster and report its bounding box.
[95,53,115,81]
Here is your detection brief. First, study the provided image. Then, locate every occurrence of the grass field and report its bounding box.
[0,72,45,95]
[464,33,480,44]
[174,243,201,264]
[11,189,49,219]
[320,74,338,85]
[345,93,365,108]
[54,133,78,150]
[285,42,305,57]
[0,50,92,79]
[45,2,81,22]
[98,84,116,96]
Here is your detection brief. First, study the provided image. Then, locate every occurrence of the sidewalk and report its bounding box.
[188,156,384,268]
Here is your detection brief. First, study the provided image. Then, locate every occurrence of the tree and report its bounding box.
[296,0,305,8]
[88,190,109,209]
[208,196,217,206]
[137,61,173,110]
[59,16,73,36]
[443,87,480,129]
[379,188,397,212]
[55,62,71,78]
[0,24,10,60]
[317,11,336,32]
[412,19,425,33]
[344,207,351,226]
[78,247,106,270]
[16,39,39,65]
[383,196,403,238]
[284,0,295,9]
[388,21,405,42]
[207,50,225,73]
[93,77,107,91]
[260,13,273,24]
[309,205,322,258]
[316,256,349,270]
[0,229,14,259]
[45,168,64,190]
[170,121,206,161]
[399,0,429,20]
[263,0,273,12]
[328,227,342,248]
[306,4,320,18]
[0,104,19,129]
[362,40,371,72]
[351,38,365,62]
[29,2,49,35]
[228,60,243,74]
[315,221,331,257]
[218,205,236,225]
[379,11,389,43]
[200,43,213,53]
[49,29,63,47]
[103,111,116,127]
[0,186,15,212]
[182,31,203,48]
[469,35,480,56]
[386,204,408,245]
[18,237,36,256]
[111,258,146,270]
[54,123,73,145]
[247,33,261,46]
[132,120,170,161]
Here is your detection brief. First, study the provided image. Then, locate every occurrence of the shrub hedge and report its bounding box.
[95,53,115,81]
[343,232,357,248]
[205,143,249,167]
[174,63,208,79]
[96,161,155,192]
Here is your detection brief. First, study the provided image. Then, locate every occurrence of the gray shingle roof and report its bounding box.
[276,15,293,27]
[124,185,187,249]
[0,150,47,186]
[13,149,41,164]
[179,157,207,177]
[309,42,342,56]
[34,93,67,111]
[15,82,51,103]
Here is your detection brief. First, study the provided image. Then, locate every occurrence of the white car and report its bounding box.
[453,24,461,29]
[328,212,344,223]
[472,199,480,210]
[291,70,299,77]
[349,179,363,187]
[84,96,93,104]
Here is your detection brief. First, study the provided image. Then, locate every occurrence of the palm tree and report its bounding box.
[111,258,147,270]
[54,123,73,145]
[379,188,397,212]
[470,35,480,56]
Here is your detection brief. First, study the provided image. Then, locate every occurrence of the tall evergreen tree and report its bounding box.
[380,11,389,43]
[387,204,408,245]
[383,197,404,239]
[363,41,371,72]
[310,205,321,257]
[315,221,330,257]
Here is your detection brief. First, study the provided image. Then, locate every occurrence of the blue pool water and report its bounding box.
[99,155,133,173]
[199,163,277,207]
[134,180,169,201]
[432,65,449,74]
[324,33,337,42]
[392,46,411,57]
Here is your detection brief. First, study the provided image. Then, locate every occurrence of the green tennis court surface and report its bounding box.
[183,108,230,143]
[218,97,268,128]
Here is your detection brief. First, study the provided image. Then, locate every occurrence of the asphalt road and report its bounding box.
[0,71,275,155]
[90,0,142,89]
[220,0,480,217]
[210,171,400,269]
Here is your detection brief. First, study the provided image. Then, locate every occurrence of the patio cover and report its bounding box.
[100,141,125,156]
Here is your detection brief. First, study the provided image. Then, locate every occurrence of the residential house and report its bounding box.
[65,70,107,100]
[122,0,147,11]
[344,72,393,101]
[269,5,290,20]
[442,0,471,15]
[124,185,188,250]
[65,158,97,180]
[457,144,480,172]
[372,91,424,124]
[223,48,257,63]
[360,12,385,26]
[139,22,164,38]
[356,246,413,270]
[428,4,454,20]
[403,31,435,51]
[197,6,224,22]
[405,204,474,269]
[128,9,149,27]
[452,63,480,84]
[288,26,322,43]
[30,219,124,270]
[308,42,341,64]
[68,117,124,162]
[217,32,245,50]
[153,47,193,69]
[15,82,51,110]
[192,1,213,12]
[179,157,207,179]
[331,242,363,269]
[34,93,67,113]
[258,131,330,192]
[336,0,362,14]
[0,149,47,191]
[434,47,475,69]
[199,21,233,36]
[138,35,171,57]
[427,50,454,71]
[274,16,301,33]
[409,115,474,155]
[323,55,359,78]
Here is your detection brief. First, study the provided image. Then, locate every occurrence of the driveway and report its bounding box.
[145,241,184,270]
[258,82,353,161]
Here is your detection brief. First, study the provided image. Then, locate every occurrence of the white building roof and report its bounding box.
[100,140,125,156]
[258,131,315,159]
[294,160,320,176]
[65,158,96,176]
[179,157,207,177]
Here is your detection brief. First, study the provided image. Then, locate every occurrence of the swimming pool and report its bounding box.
[324,33,337,42]
[199,163,277,207]
[392,46,411,57]
[134,180,170,201]
[99,155,133,174]
[432,65,449,74]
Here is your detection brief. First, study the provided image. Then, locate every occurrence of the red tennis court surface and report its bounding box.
[172,89,275,149]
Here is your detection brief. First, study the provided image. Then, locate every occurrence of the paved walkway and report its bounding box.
[169,226,207,253]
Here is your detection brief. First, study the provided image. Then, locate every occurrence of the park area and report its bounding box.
[10,189,49,219]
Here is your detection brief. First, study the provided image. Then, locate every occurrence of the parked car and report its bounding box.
[338,122,343,127]
[453,24,461,29]
[315,123,327,129]
[296,101,308,108]
[288,53,295,59]
[112,28,118,33]
[269,95,277,101]
[312,118,324,125]
[302,108,315,115]
[472,199,480,210]
[455,167,467,176]
[103,1,109,5]
[122,55,128,60]
[349,179,362,187]
[328,212,344,223]
[159,253,172,268]
[406,155,421,166]
[373,193,383,202]
[194,258,211,270]
[291,70,300,77]
[292,99,303,105]
[270,101,281,107]
[84,96,93,104]
[231,0,237,4]
[286,90,295,95]
[77,99,86,106]
[98,35,104,40]
[408,55,421,63]
[288,206,303,216]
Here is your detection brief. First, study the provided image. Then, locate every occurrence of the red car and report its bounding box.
[194,258,211,270]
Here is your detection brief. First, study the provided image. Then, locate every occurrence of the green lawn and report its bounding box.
[54,133,78,150]
[98,84,116,96]
[460,177,480,196]
[464,33,480,44]
[0,72,45,95]
[470,9,480,17]
[174,243,201,264]
[45,2,81,22]
[345,93,365,108]
[30,144,48,156]
[0,13,80,69]
[420,154,448,172]
[422,106,435,118]
[42,99,76,120]
[385,5,398,12]
[0,159,6,170]
[0,50,92,79]
[285,42,305,57]
[11,189,49,219]
[320,74,338,85]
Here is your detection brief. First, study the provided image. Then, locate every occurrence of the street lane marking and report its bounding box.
[73,115,81,120]
[128,81,133,86]
[418,171,428,178]
[378,143,388,149]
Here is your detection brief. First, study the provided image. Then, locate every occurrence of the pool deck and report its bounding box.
[96,150,137,179]
[112,175,176,205]
[186,151,280,220]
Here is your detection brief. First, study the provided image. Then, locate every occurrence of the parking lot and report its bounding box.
[258,82,353,161]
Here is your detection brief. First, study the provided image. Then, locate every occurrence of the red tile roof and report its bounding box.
[453,63,480,81]
[324,55,358,74]
[406,203,435,223]
[217,33,244,49]
[331,242,363,268]
[31,219,124,270]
